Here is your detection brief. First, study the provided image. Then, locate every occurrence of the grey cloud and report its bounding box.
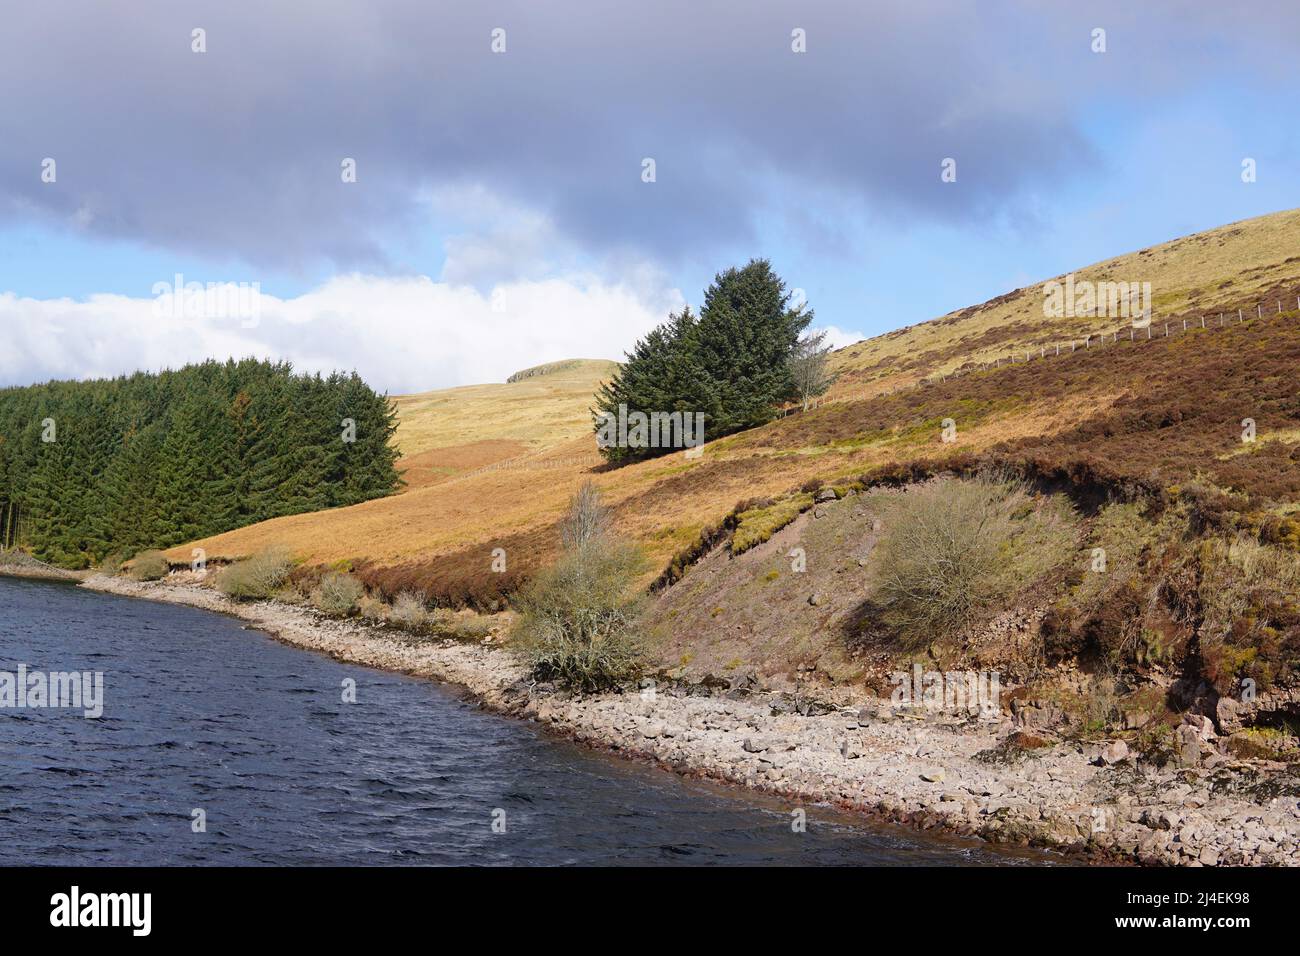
[2,0,1298,273]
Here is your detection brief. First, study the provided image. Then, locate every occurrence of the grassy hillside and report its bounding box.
[167,209,1300,616]
[388,358,617,491]
[827,207,1300,397]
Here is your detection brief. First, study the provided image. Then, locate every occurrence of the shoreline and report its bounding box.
[75,573,1300,866]
[0,559,88,584]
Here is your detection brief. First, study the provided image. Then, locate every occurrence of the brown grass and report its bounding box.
[163,210,1300,608]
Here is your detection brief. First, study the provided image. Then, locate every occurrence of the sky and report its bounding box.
[2,1,1298,395]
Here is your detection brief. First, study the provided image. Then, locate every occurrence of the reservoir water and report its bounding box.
[0,575,1048,865]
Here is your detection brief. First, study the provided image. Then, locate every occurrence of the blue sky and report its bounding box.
[2,1,1297,393]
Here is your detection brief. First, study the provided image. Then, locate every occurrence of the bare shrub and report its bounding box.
[358,593,388,621]
[515,485,646,692]
[873,475,1077,649]
[560,481,608,550]
[389,590,430,630]
[215,548,294,600]
[790,329,836,410]
[128,550,170,582]
[310,571,364,616]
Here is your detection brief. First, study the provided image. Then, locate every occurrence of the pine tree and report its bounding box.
[593,260,811,464]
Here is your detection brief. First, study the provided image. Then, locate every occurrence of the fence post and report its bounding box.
[1239,309,1243,323]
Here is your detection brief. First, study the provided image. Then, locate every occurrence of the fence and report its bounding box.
[790,295,1300,416]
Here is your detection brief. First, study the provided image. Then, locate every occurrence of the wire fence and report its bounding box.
[790,294,1300,416]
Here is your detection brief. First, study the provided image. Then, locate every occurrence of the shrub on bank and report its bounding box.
[872,474,1077,649]
[215,548,294,600]
[310,571,364,616]
[389,590,430,630]
[128,550,170,582]
[514,483,647,693]
[1197,536,1300,693]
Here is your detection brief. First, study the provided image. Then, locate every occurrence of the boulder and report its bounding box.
[1215,696,1244,735]
[1100,740,1130,765]
[1183,713,1216,741]
[815,487,838,503]
[1176,724,1203,768]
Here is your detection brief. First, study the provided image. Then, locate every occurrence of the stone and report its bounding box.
[1184,713,1215,741]
[1176,724,1203,768]
[1100,740,1129,765]
[920,768,946,783]
[808,592,824,606]
[1199,846,1220,866]
[839,739,861,759]
[742,737,769,753]
[1215,696,1243,735]
[815,487,838,503]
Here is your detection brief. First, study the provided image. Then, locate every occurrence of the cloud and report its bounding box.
[816,325,865,351]
[0,274,683,395]
[14,1,1297,273]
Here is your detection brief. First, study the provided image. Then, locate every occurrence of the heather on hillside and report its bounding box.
[593,259,814,464]
[0,359,401,567]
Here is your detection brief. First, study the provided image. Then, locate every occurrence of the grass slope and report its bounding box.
[167,209,1300,608]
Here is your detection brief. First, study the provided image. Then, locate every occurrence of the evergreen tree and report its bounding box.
[593,259,811,464]
[0,359,403,567]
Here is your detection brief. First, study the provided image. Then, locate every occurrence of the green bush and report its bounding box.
[873,475,1077,649]
[513,486,647,692]
[310,571,364,616]
[99,552,128,576]
[128,550,171,582]
[215,548,294,600]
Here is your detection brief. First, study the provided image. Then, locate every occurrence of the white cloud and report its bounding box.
[815,324,866,351]
[0,273,684,395]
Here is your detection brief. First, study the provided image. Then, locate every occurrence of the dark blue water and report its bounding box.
[0,575,1047,865]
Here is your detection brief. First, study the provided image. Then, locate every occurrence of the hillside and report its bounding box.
[166,210,1300,613]
[387,358,617,491]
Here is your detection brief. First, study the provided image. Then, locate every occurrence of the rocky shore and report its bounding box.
[81,573,1300,866]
